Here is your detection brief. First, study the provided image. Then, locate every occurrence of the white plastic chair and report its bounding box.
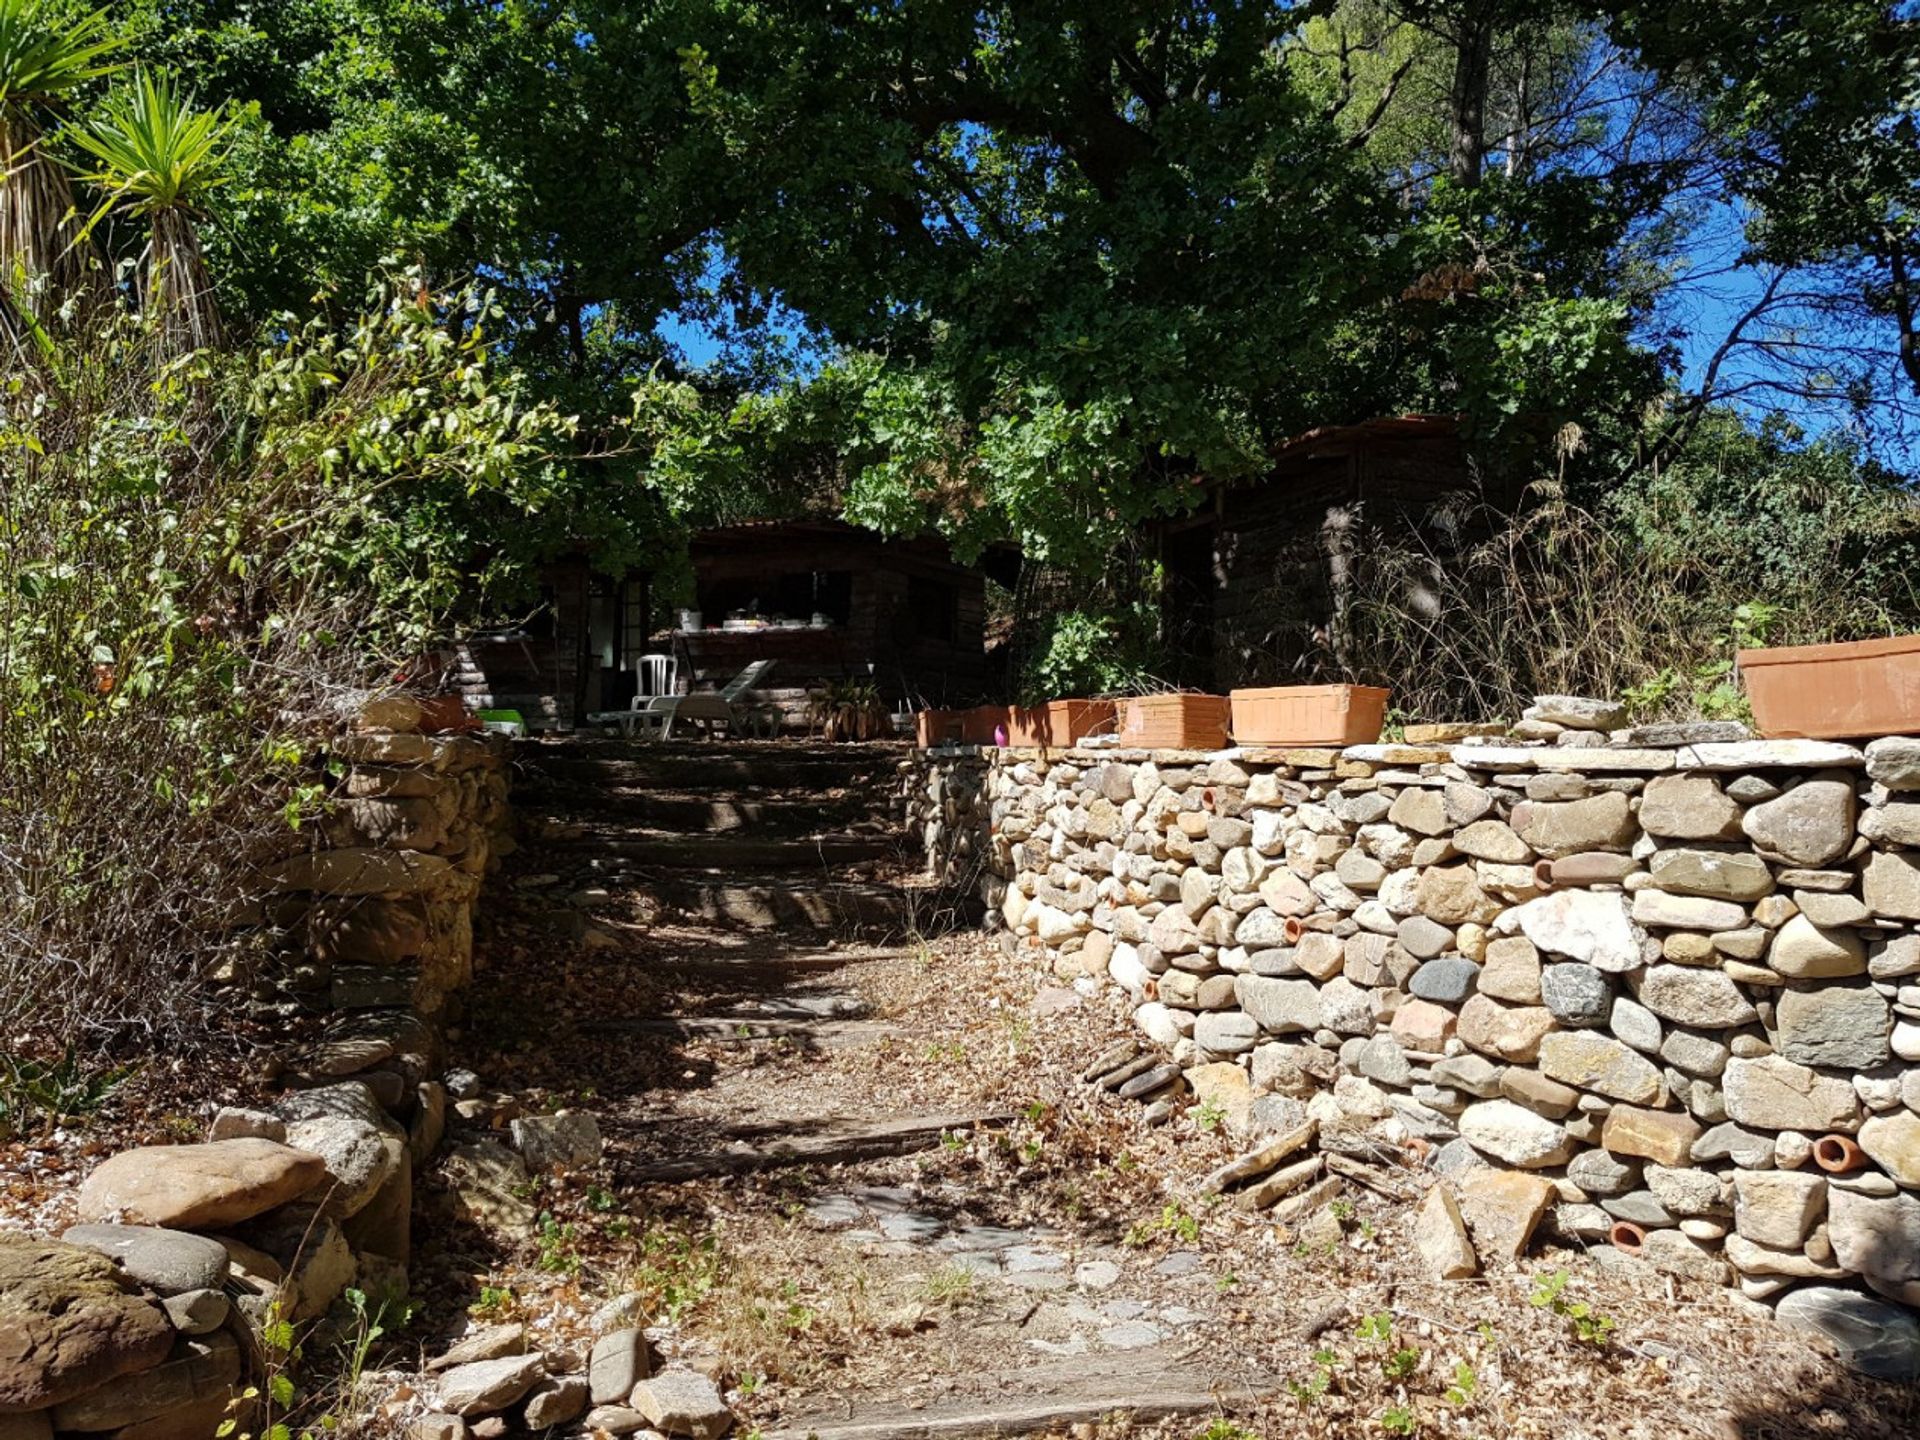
[628,659,780,739]
[637,652,676,698]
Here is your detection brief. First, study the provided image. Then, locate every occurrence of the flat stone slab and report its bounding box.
[803,1195,866,1228]
[878,1212,946,1243]
[940,1225,1029,1252]
[1004,1245,1066,1273]
[60,1225,231,1297]
[1073,1260,1122,1289]
[74,1139,327,1229]
[1451,746,1676,772]
[1002,1271,1072,1292]
[1675,740,1865,770]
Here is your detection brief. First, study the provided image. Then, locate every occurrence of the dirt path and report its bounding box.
[412,736,1920,1440]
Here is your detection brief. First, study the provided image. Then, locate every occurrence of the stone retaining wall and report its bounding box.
[0,700,515,1439]
[906,713,1920,1359]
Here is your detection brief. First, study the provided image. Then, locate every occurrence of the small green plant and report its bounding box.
[1379,1403,1417,1435]
[923,1264,977,1305]
[940,1129,966,1152]
[1195,1422,1263,1440]
[1443,1360,1478,1407]
[1192,1098,1226,1133]
[738,1372,763,1398]
[336,1286,414,1403]
[536,1212,581,1274]
[1530,1269,1615,1347]
[0,1047,135,1136]
[1355,1311,1394,1344]
[627,1226,723,1325]
[1329,1198,1356,1224]
[1123,1201,1202,1247]
[469,1284,517,1320]
[1287,1349,1340,1408]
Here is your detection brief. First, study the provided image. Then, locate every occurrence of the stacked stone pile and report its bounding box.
[273,696,513,1016]
[0,697,547,1437]
[907,701,1920,1377]
[405,1322,729,1439]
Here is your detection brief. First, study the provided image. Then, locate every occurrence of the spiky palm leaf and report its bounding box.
[0,0,122,311]
[69,69,234,354]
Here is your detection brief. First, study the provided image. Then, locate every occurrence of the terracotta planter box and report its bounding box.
[1003,699,1118,747]
[1230,685,1390,747]
[1118,693,1233,750]
[1739,635,1920,739]
[915,709,966,748]
[416,694,479,734]
[959,705,1009,744]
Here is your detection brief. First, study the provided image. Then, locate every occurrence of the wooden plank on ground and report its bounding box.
[624,1111,1013,1181]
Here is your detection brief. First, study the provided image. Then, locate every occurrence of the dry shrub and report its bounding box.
[0,275,569,1052]
[1333,476,1920,724]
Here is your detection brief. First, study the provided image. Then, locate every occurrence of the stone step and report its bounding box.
[619,1110,1011,1181]
[515,790,885,834]
[525,742,902,793]
[761,1356,1268,1439]
[589,1014,897,1046]
[644,874,924,933]
[539,831,903,869]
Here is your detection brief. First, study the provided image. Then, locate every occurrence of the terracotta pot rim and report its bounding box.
[1608,1220,1648,1256]
[1812,1134,1866,1174]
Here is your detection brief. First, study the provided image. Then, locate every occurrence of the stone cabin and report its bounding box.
[450,550,649,730]
[1154,414,1495,691]
[674,519,989,719]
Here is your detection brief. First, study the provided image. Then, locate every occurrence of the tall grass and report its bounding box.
[1328,465,1920,723]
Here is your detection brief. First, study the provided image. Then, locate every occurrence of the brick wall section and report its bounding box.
[907,731,1920,1335]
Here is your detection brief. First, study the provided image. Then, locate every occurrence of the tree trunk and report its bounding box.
[1886,232,1920,398]
[1448,3,1495,188]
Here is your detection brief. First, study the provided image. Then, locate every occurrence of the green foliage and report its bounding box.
[0,0,121,109]
[1443,1359,1478,1406]
[1123,1201,1202,1248]
[1019,607,1162,705]
[1194,1424,1263,1440]
[67,67,232,215]
[1530,1268,1616,1347]
[0,1045,133,1135]
[536,1212,581,1274]
[1288,1349,1340,1408]
[0,272,580,1044]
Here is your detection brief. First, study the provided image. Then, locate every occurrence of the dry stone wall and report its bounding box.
[907,712,1920,1371]
[0,701,516,1439]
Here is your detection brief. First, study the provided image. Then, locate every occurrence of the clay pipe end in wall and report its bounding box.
[1608,1221,1648,1256]
[1813,1134,1866,1173]
[1283,916,1304,945]
[1532,859,1556,890]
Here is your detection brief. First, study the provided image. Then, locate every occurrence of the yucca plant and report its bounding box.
[0,0,122,310]
[69,68,235,354]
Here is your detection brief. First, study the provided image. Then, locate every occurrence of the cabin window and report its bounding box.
[699,570,852,624]
[909,575,957,643]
